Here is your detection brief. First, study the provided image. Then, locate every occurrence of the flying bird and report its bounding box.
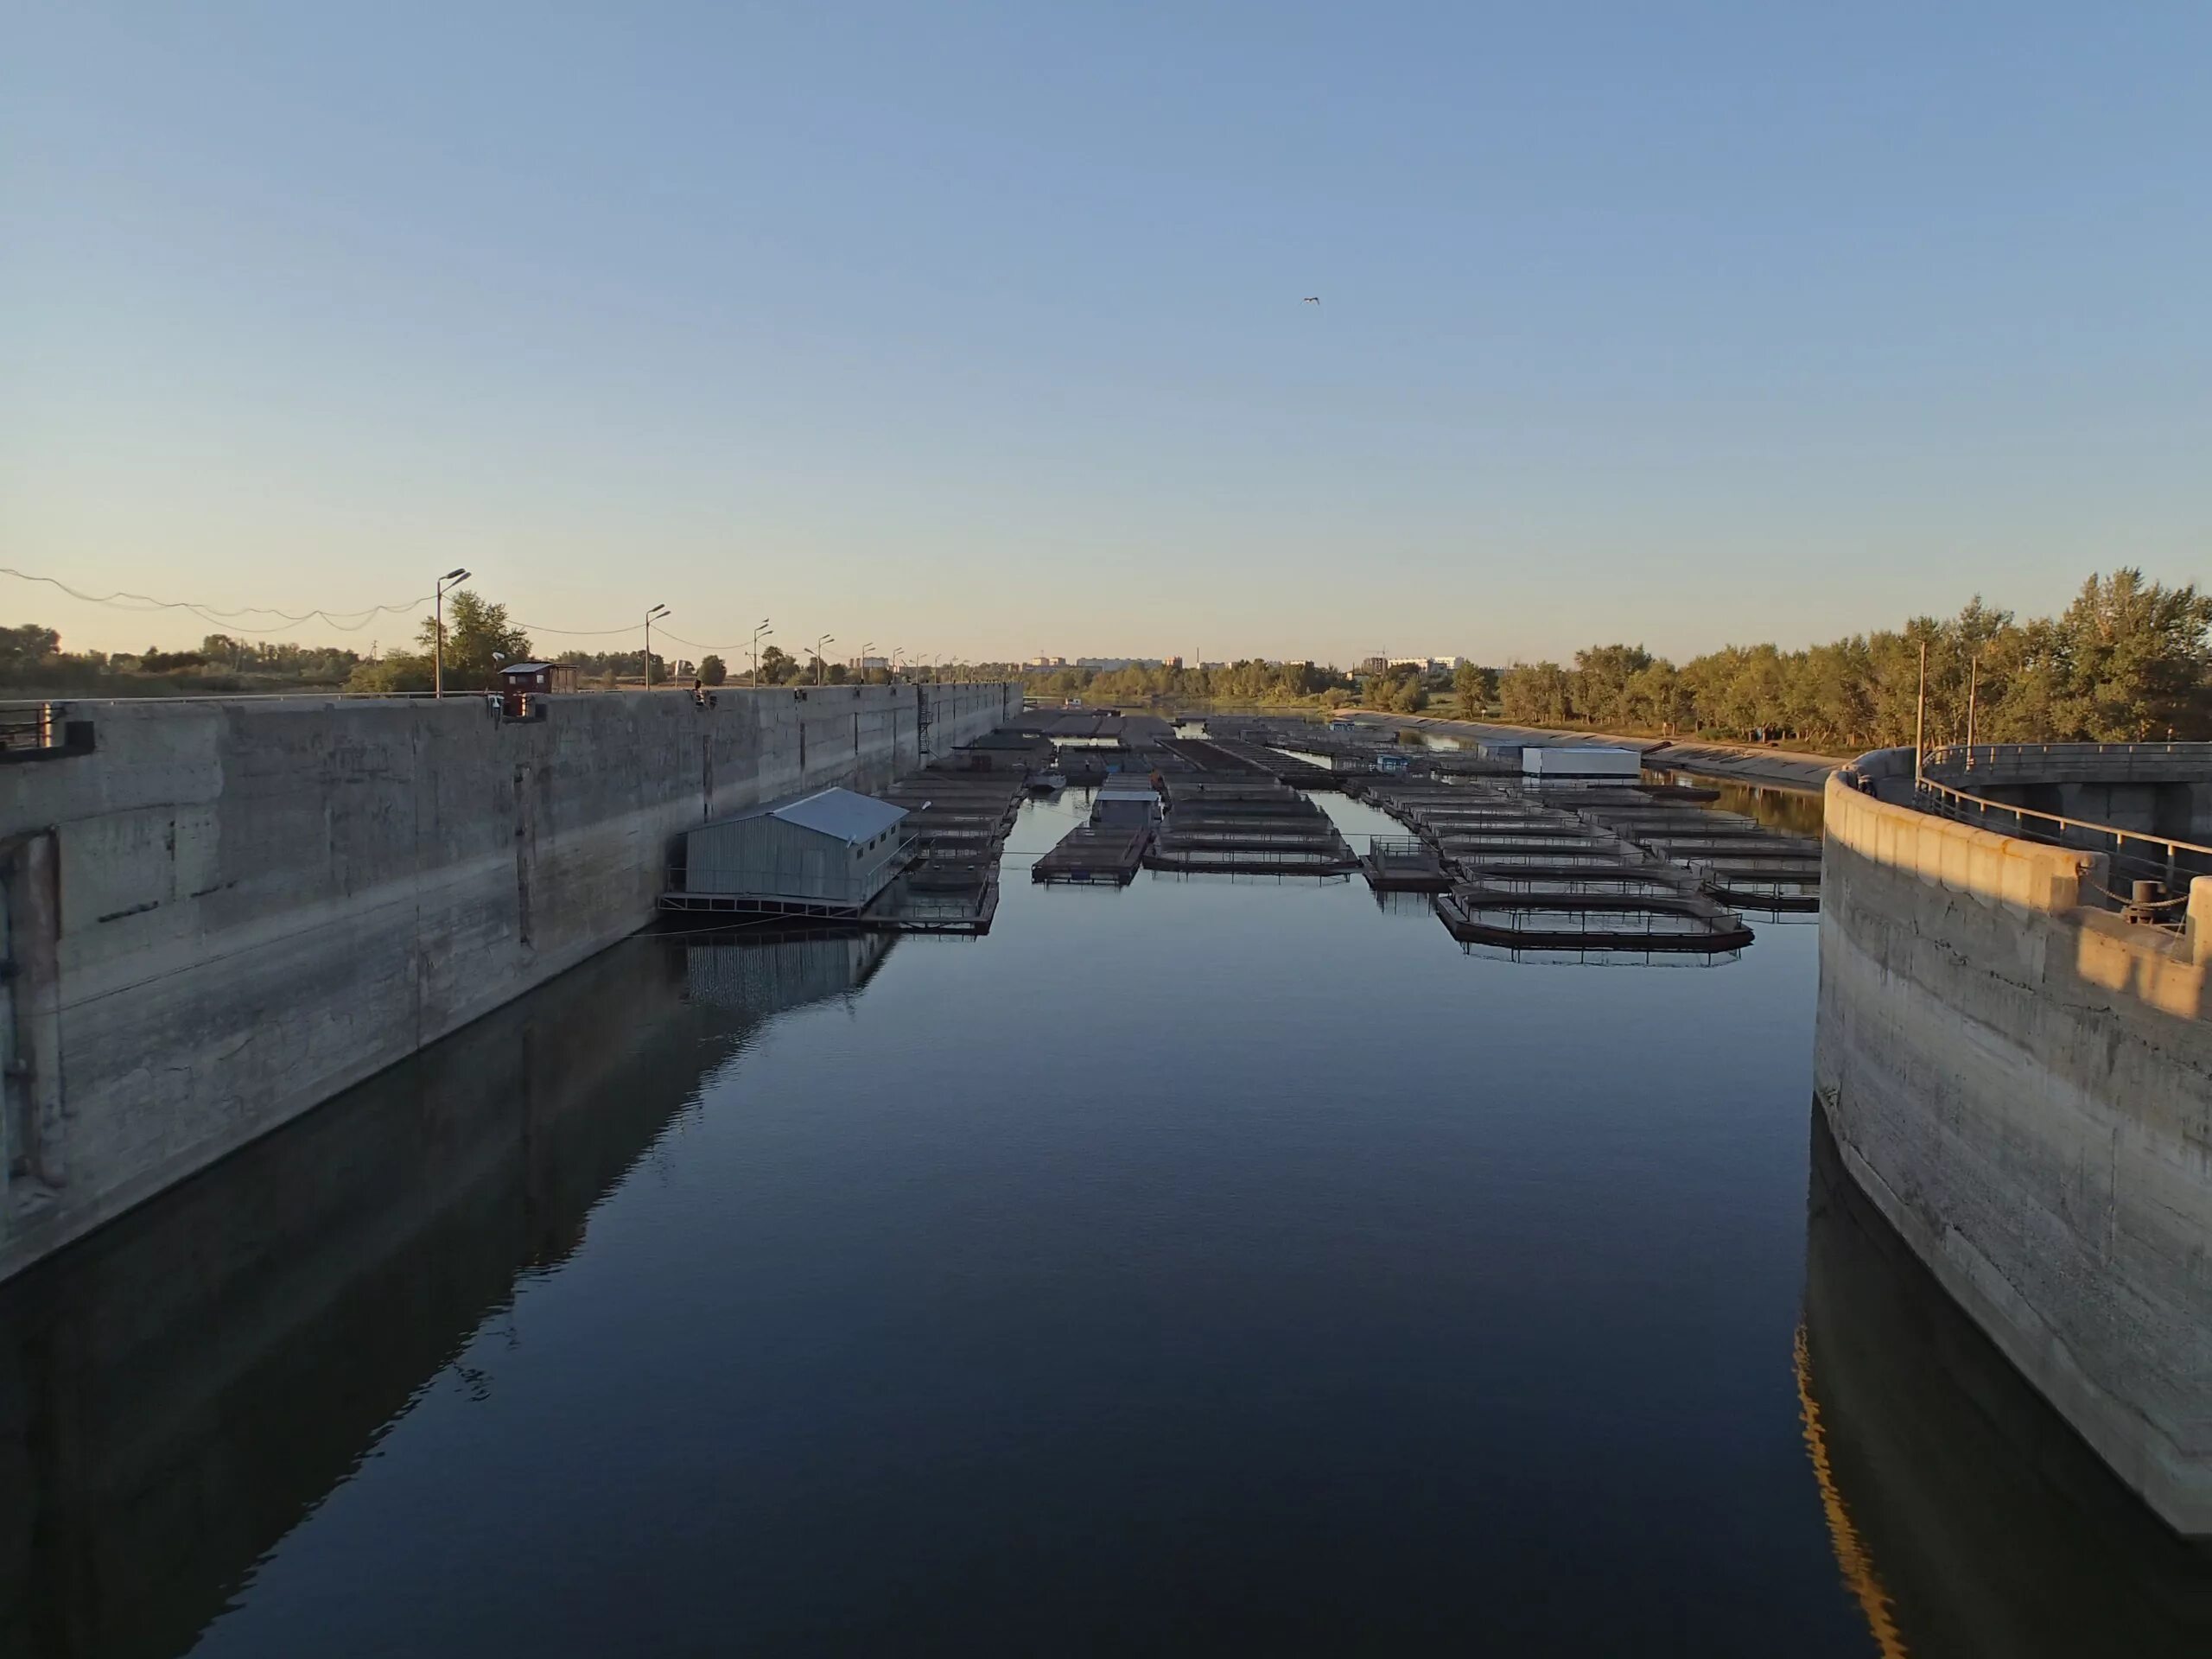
[1302,296,1321,304]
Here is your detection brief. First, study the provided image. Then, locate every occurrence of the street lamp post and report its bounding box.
[644,604,670,690]
[858,640,874,681]
[750,618,772,686]
[434,567,470,698]
[815,634,834,685]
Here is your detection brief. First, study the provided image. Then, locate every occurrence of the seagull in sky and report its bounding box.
[1302,296,1321,304]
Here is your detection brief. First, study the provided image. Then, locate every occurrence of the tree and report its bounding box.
[0,625,60,671]
[416,589,531,689]
[698,654,728,685]
[1571,644,1654,728]
[1499,661,1573,725]
[2046,569,2212,741]
[1452,661,1484,719]
[757,645,796,684]
[346,652,434,693]
[139,645,208,673]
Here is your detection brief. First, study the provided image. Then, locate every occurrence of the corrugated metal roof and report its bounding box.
[765,787,908,843]
[775,788,906,842]
[702,786,910,845]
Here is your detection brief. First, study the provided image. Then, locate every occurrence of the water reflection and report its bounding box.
[1801,1109,2212,1657]
[1654,771,1827,838]
[0,933,889,1659]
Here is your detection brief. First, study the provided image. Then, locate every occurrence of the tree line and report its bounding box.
[1019,659,1354,706]
[0,624,365,693]
[1496,569,2212,748]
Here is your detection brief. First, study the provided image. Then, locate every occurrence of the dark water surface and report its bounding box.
[5,792,2207,1656]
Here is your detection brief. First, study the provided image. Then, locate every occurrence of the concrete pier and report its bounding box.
[0,683,1018,1281]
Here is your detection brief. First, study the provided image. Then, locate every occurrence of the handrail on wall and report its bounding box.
[1911,774,2212,867]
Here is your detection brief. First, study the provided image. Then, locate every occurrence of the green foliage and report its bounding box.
[0,625,60,669]
[415,590,532,689]
[137,646,207,673]
[1018,658,1352,706]
[698,654,727,685]
[0,621,363,694]
[1452,660,1495,719]
[1361,663,1428,713]
[1499,660,1573,724]
[1493,569,2212,747]
[552,648,668,685]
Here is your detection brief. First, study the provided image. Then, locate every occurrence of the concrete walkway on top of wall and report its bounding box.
[1354,712,1847,792]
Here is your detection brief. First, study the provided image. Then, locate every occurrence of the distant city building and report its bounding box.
[1359,656,1389,674]
[1389,655,1463,672]
[859,656,889,671]
[1167,656,1184,671]
[1027,654,1069,668]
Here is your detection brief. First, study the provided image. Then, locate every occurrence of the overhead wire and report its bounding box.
[3,561,906,664]
[0,564,431,633]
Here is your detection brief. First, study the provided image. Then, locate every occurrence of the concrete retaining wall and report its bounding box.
[0,683,1018,1280]
[1814,751,2212,1535]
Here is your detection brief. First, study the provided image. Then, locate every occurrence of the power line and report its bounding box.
[2,562,829,660]
[510,619,649,638]
[0,564,431,634]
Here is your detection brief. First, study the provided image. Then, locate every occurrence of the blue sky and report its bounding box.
[4,3,2206,665]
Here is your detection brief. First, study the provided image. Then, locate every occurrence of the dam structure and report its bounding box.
[0,682,1018,1281]
[1815,741,2212,1536]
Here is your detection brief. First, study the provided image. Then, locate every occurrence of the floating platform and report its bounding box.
[1433,887,1754,954]
[1033,823,1151,885]
[1359,837,1452,892]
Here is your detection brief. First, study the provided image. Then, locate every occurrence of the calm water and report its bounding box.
[4,791,2208,1656]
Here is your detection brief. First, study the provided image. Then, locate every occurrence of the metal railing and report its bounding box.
[1910,773,2209,924]
[1926,741,2211,769]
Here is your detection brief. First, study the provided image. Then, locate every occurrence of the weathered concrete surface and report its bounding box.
[0,683,1016,1281]
[1815,748,2212,1535]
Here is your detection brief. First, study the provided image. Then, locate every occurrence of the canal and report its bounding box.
[3,791,2207,1656]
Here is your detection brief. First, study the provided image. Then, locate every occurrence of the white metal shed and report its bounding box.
[1521,747,1642,779]
[681,787,912,912]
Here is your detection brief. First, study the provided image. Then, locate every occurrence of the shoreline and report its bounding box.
[1355,712,1846,793]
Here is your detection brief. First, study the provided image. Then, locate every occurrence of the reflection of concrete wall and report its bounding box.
[1801,1110,2212,1659]
[0,931,869,1659]
[0,682,1017,1281]
[1814,752,2212,1536]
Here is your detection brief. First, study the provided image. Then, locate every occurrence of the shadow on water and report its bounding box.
[0,931,892,1659]
[1801,1109,2212,1658]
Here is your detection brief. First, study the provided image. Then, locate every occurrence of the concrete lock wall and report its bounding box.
[0,682,1019,1281]
[1814,751,2212,1535]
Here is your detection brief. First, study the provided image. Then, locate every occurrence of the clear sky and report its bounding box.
[5,3,2207,666]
